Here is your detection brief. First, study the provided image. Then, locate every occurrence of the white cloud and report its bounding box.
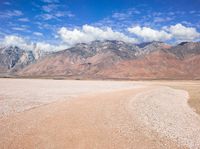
[153,17,173,23]
[0,35,68,52]
[167,24,200,41]
[41,0,59,3]
[42,4,58,12]
[40,14,55,20]
[65,11,75,17]
[12,27,27,31]
[128,24,200,42]
[1,35,33,50]
[58,25,137,46]
[111,9,140,21]
[33,32,43,36]
[3,35,25,45]
[128,26,172,42]
[37,42,58,52]
[54,11,74,18]
[1,24,199,53]
[3,2,11,5]
[54,11,65,17]
[39,11,74,20]
[0,10,23,18]
[18,18,30,22]
[112,12,129,20]
[11,10,22,17]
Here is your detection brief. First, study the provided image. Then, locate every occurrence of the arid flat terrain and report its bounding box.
[0,79,200,149]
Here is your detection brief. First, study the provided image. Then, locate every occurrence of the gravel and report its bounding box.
[0,79,143,117]
[130,86,200,149]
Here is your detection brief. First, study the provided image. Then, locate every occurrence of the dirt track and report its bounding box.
[0,79,200,148]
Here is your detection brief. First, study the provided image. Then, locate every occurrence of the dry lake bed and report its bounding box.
[0,78,200,149]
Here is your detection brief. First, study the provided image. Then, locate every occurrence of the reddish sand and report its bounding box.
[1,79,200,148]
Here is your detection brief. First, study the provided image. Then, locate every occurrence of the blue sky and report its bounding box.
[0,0,200,51]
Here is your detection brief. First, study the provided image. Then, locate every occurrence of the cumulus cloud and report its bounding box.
[128,26,172,42]
[58,25,137,46]
[128,24,200,42]
[35,42,68,51]
[0,35,66,51]
[167,24,200,41]
[3,35,25,45]
[1,35,33,50]
[1,24,199,52]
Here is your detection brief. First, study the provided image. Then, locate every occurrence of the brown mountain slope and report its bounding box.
[0,46,35,73]
[17,41,200,79]
[101,50,200,79]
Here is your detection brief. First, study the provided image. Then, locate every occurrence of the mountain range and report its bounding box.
[0,40,200,80]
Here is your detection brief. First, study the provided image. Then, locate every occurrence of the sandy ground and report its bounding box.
[0,79,143,116]
[0,79,200,149]
[131,86,200,148]
[152,81,200,115]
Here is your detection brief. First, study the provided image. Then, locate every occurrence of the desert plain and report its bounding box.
[0,78,200,149]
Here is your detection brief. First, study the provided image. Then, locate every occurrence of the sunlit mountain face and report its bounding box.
[0,0,199,52]
[0,40,199,80]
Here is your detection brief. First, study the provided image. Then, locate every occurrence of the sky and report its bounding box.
[0,0,200,51]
